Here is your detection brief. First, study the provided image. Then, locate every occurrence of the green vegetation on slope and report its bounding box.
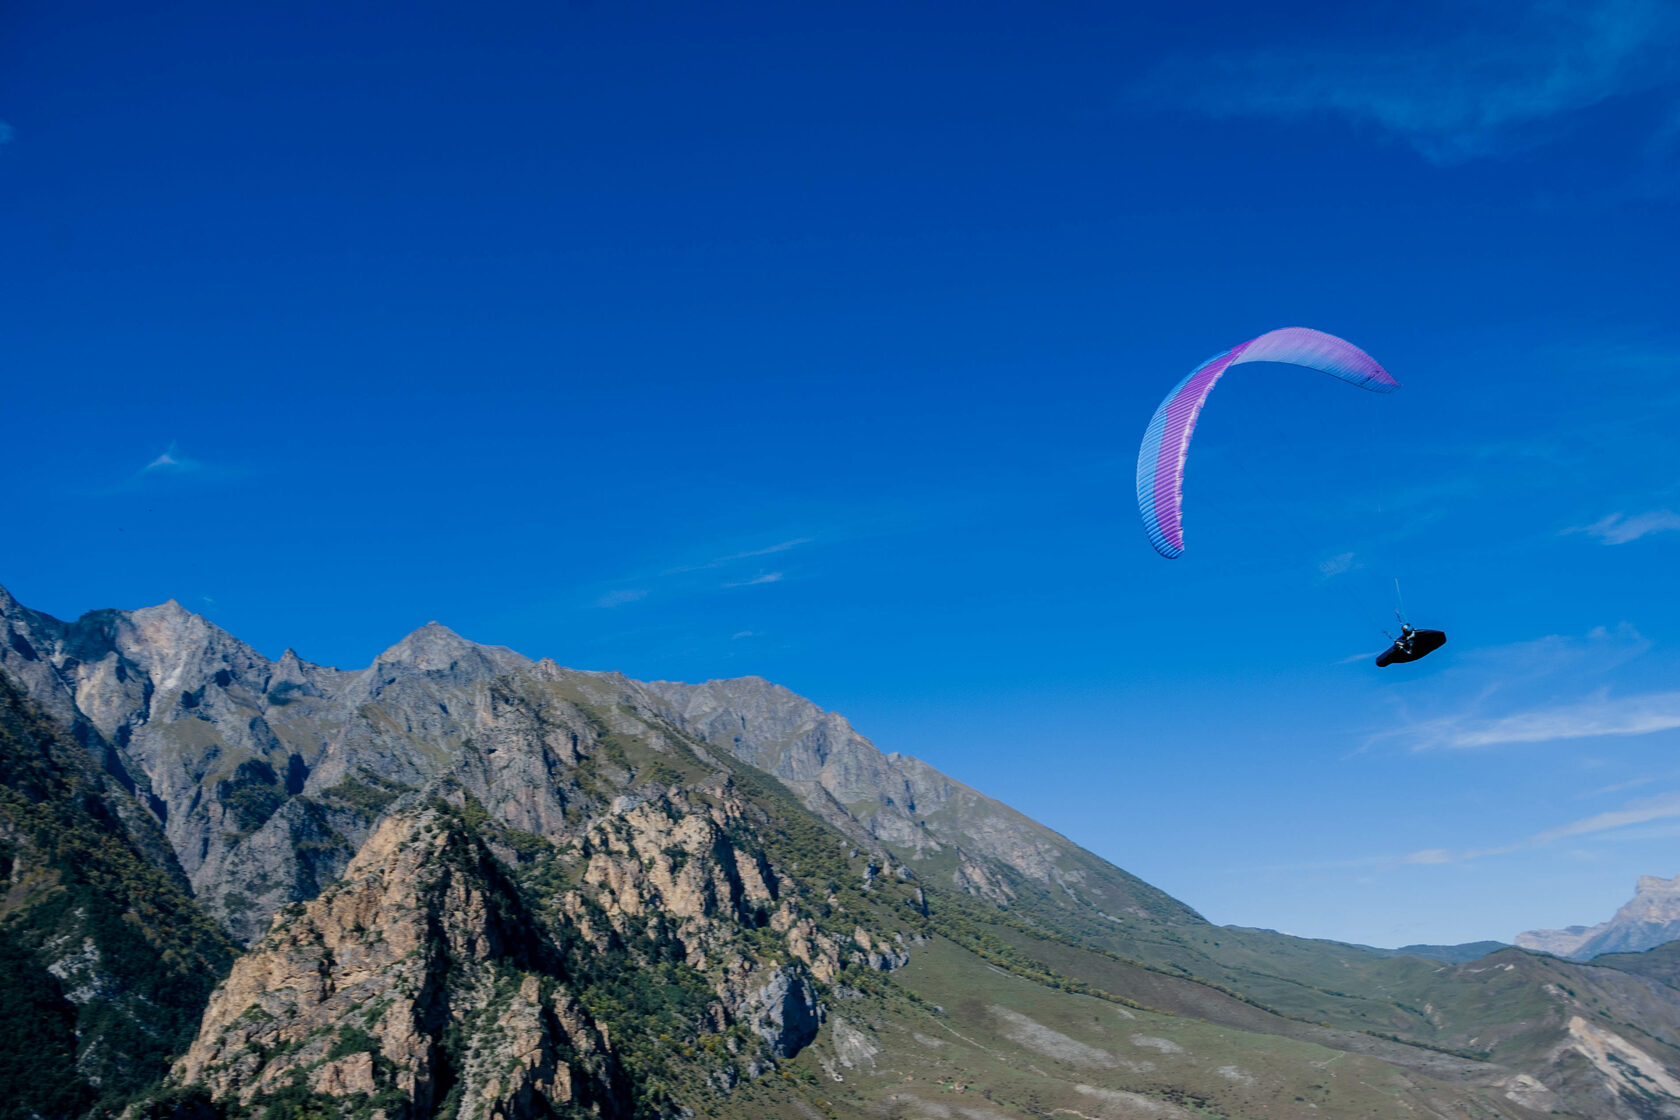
[0,670,236,1119]
[1598,941,1680,992]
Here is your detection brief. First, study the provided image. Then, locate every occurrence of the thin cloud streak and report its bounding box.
[724,572,784,588]
[1533,791,1680,843]
[1365,624,1658,752]
[1138,0,1680,163]
[1401,790,1680,865]
[1579,774,1659,798]
[1407,688,1680,750]
[1566,510,1680,544]
[662,537,812,575]
[579,533,817,612]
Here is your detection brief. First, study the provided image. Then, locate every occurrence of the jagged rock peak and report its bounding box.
[1631,874,1680,911]
[174,805,624,1118]
[1517,873,1680,959]
[375,620,529,674]
[124,595,243,642]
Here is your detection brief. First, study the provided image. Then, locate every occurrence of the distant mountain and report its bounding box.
[1518,875,1680,959]
[1369,941,1512,964]
[6,582,1680,1119]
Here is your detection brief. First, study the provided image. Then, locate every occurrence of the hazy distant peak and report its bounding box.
[1517,873,1680,959]
[1615,874,1680,926]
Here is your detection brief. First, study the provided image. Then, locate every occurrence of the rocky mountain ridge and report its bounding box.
[1519,875,1680,960]
[5,583,1680,1119]
[0,585,1188,947]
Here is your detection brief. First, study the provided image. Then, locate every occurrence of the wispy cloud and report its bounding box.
[87,441,228,495]
[663,537,812,575]
[143,440,202,475]
[0,121,13,148]
[1580,774,1659,799]
[1457,623,1649,683]
[724,572,784,588]
[1566,510,1680,544]
[1406,687,1680,750]
[1318,551,1358,580]
[580,533,814,610]
[1368,623,1658,751]
[1254,781,1680,873]
[1401,790,1680,865]
[1138,0,1680,163]
[1534,791,1680,843]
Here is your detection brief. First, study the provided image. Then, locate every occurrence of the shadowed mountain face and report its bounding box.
[1519,875,1680,960]
[4,583,1680,1120]
[0,670,235,1117]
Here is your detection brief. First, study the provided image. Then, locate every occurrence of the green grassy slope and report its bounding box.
[1598,942,1680,991]
[777,935,1544,1120]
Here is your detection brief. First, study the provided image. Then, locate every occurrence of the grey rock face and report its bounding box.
[640,679,1057,867]
[1518,875,1680,960]
[641,675,1201,926]
[174,808,626,1118]
[0,587,608,941]
[744,968,822,1058]
[12,583,1680,1120]
[1,583,1195,946]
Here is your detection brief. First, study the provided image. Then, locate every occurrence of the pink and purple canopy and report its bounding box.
[1136,327,1399,559]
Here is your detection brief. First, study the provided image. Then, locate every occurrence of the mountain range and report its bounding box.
[4,582,1680,1119]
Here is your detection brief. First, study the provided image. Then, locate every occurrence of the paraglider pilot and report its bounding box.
[1376,624,1446,668]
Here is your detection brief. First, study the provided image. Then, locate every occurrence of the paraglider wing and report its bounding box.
[1136,328,1400,559]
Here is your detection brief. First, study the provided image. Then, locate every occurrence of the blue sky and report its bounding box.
[4,0,1680,947]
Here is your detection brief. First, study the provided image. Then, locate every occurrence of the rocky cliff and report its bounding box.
[1519,875,1680,960]
[0,586,1189,949]
[174,806,626,1119]
[6,583,1680,1120]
